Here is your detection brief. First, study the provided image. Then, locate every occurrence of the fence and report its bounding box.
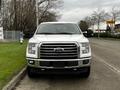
[4,30,21,40]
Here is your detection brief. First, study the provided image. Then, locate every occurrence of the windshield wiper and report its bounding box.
[57,32,73,34]
[36,32,74,34]
[36,33,56,34]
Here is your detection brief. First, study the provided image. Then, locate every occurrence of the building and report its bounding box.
[115,24,120,32]
[0,27,4,40]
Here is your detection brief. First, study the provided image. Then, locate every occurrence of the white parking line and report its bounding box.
[91,43,120,56]
[93,53,120,75]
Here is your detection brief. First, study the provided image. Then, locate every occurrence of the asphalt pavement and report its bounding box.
[14,38,120,90]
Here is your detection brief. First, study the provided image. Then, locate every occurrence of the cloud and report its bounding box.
[59,0,120,22]
[59,8,93,22]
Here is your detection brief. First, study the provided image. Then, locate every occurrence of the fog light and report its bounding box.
[41,69,45,71]
[83,60,89,64]
[28,60,35,65]
[73,68,77,71]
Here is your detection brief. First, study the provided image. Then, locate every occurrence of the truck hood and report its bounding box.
[29,35,89,43]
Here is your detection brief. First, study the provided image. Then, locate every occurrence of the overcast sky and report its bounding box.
[59,0,120,23]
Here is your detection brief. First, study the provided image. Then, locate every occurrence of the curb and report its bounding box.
[2,67,26,90]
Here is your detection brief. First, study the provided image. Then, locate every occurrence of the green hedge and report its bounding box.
[93,33,120,39]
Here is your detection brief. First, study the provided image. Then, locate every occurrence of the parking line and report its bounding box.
[92,53,120,75]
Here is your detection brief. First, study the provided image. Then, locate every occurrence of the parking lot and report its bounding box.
[14,38,120,90]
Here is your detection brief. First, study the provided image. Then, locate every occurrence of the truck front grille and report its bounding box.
[39,43,78,59]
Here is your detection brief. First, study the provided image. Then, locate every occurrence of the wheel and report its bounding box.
[81,67,90,78]
[27,66,35,78]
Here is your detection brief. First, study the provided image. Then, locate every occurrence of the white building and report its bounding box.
[0,27,4,40]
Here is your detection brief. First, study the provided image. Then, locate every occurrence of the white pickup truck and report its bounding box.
[26,22,92,78]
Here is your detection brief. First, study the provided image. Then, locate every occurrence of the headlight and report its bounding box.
[81,42,90,54]
[28,43,36,54]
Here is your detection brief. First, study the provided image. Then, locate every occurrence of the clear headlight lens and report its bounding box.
[28,43,36,54]
[81,42,90,54]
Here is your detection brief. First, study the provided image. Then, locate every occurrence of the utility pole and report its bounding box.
[36,0,39,27]
[14,0,17,30]
[0,0,1,11]
[98,22,100,38]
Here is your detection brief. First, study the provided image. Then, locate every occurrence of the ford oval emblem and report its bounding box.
[54,48,64,53]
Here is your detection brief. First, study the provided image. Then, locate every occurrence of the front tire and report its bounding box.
[81,67,90,78]
[27,66,35,78]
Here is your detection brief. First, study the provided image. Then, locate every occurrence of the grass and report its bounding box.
[0,40,27,90]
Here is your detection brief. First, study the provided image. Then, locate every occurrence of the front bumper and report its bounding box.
[26,57,91,69]
[27,66,90,75]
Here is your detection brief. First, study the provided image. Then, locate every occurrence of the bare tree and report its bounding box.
[0,0,2,26]
[90,15,97,30]
[110,7,120,24]
[83,15,96,31]
[2,0,62,37]
[1,0,10,29]
[38,0,62,23]
[92,9,108,38]
[92,9,107,30]
[84,16,92,28]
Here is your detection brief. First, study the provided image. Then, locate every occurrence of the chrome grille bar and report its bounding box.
[39,43,78,59]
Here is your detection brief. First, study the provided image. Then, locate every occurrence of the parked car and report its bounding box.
[26,22,92,78]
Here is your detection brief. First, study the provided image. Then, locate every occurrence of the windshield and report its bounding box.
[36,24,81,34]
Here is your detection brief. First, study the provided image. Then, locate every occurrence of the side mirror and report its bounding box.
[83,31,88,37]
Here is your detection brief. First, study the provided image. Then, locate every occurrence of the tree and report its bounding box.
[79,20,89,32]
[92,9,107,30]
[39,11,58,22]
[110,7,120,23]
[92,9,108,38]
[83,15,97,31]
[0,0,2,26]
[1,0,10,28]
[2,0,62,37]
[84,16,92,28]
